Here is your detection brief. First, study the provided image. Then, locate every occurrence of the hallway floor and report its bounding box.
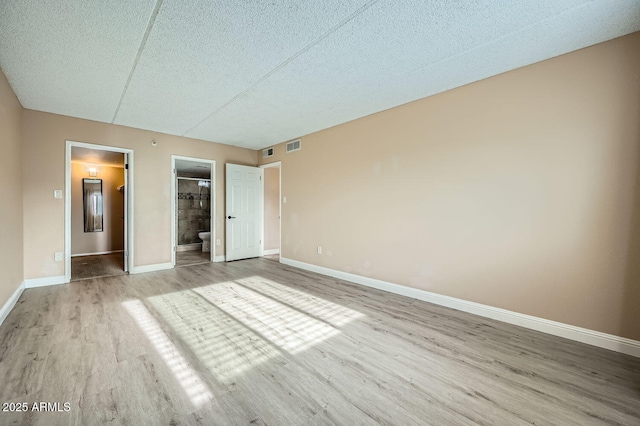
[176,250,210,267]
[71,253,126,281]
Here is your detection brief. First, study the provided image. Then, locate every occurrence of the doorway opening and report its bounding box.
[65,141,134,282]
[172,156,216,267]
[260,162,281,262]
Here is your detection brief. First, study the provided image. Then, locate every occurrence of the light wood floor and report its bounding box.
[1,258,639,425]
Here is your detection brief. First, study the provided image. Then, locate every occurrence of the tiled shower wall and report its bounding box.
[177,179,211,245]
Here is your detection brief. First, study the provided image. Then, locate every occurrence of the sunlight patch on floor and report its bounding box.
[130,275,365,388]
[147,287,281,383]
[236,276,365,327]
[122,299,213,408]
[195,281,339,354]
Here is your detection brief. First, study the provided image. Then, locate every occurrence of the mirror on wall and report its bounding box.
[83,178,104,232]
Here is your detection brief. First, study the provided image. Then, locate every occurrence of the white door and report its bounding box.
[123,154,129,273]
[226,164,263,261]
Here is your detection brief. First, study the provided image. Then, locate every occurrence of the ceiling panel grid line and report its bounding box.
[110,0,376,138]
[181,0,383,137]
[0,0,159,122]
[183,0,640,148]
[111,0,166,123]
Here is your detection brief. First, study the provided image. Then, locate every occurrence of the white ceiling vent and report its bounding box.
[262,147,274,158]
[286,139,301,153]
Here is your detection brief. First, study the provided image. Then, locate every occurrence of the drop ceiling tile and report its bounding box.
[0,0,157,122]
[112,0,369,136]
[186,0,640,148]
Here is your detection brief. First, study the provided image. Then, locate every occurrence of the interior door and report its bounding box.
[226,164,263,261]
[123,154,129,273]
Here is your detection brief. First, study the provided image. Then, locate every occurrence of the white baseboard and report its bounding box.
[0,281,25,327]
[280,257,640,358]
[214,255,226,262]
[132,262,173,274]
[71,250,124,257]
[262,249,280,256]
[24,275,67,288]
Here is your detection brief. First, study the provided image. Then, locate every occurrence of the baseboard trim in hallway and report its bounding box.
[71,250,124,257]
[0,281,25,327]
[280,257,640,358]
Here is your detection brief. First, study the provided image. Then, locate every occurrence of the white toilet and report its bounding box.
[198,232,211,252]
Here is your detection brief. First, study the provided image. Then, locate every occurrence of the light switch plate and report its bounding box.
[54,252,63,261]
[54,190,63,199]
[216,239,221,246]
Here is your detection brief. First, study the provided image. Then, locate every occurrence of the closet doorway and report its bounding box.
[171,156,216,267]
[65,141,134,282]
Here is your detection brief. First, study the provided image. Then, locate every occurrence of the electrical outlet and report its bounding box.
[216,239,221,246]
[317,246,322,255]
[54,252,63,262]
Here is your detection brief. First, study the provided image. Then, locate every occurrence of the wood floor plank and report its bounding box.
[0,258,638,425]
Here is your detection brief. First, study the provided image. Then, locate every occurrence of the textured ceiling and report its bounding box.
[175,159,212,176]
[1,1,639,150]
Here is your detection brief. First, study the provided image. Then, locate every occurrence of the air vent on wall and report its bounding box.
[262,147,274,158]
[286,139,301,153]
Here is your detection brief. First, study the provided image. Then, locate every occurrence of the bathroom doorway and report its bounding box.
[171,156,216,267]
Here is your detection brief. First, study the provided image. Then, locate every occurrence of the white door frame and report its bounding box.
[171,155,216,266]
[259,161,281,258]
[65,140,135,282]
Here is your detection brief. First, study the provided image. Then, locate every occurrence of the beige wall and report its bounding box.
[0,68,23,309]
[71,163,125,255]
[264,166,280,251]
[22,110,257,278]
[260,32,640,341]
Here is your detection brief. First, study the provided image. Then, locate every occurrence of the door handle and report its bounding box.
[228,216,236,219]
